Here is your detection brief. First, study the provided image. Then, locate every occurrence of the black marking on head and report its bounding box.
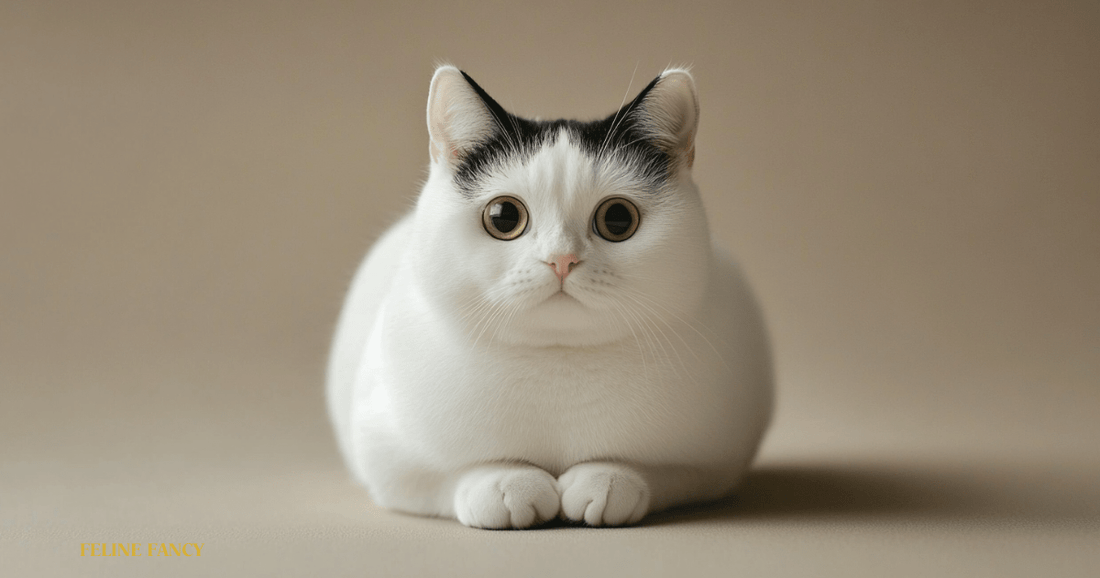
[453,72,671,197]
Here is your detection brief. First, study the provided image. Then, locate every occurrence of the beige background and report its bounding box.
[2,1,1098,576]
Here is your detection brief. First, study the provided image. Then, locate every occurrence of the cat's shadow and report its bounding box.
[630,462,1096,527]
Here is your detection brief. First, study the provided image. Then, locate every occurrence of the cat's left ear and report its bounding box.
[426,65,497,169]
[637,69,700,170]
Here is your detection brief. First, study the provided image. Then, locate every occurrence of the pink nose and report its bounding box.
[548,254,580,282]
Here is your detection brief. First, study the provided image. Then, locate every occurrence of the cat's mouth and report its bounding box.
[545,290,580,305]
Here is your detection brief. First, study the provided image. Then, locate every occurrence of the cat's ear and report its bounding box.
[636,69,700,170]
[426,66,497,168]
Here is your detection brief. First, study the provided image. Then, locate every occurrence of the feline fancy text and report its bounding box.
[80,543,204,557]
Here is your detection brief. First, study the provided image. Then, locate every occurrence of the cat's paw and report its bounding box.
[558,462,651,526]
[453,466,560,529]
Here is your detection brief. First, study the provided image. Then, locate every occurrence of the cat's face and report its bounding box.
[412,67,712,347]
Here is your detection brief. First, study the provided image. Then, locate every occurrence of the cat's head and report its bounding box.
[410,66,713,348]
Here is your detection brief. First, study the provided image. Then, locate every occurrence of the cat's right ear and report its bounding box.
[427,66,496,169]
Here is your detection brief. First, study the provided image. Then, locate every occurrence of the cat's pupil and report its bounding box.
[604,203,633,235]
[490,201,520,233]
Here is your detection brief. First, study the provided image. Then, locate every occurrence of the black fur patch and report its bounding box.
[453,71,670,197]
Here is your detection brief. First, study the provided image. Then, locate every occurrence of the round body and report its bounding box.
[326,66,773,528]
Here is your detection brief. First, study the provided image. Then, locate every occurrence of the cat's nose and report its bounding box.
[547,254,580,282]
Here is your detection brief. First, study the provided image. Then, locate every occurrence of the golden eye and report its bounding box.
[593,197,640,242]
[482,195,529,240]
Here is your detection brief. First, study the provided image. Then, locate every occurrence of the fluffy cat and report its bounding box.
[327,65,773,528]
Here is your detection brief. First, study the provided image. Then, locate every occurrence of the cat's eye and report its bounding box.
[593,197,640,242]
[482,195,529,240]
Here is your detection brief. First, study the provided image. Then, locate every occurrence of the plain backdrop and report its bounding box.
[2,1,1098,576]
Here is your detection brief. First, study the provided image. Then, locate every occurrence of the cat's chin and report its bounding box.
[504,291,623,347]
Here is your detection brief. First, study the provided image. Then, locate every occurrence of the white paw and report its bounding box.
[558,462,651,526]
[453,466,560,529]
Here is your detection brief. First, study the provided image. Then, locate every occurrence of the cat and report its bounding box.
[326,65,773,528]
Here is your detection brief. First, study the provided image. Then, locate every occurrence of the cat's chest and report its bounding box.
[370,318,729,470]
[389,336,659,415]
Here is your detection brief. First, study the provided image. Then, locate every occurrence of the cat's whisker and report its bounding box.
[616,289,699,362]
[612,290,681,373]
[624,303,674,373]
[605,299,650,376]
[618,135,655,152]
[621,287,733,375]
[618,271,728,343]
[598,62,640,162]
[471,298,511,351]
[455,293,489,318]
[616,291,697,381]
[471,284,536,350]
[489,298,523,346]
[455,295,494,329]
[505,109,524,155]
[628,285,724,346]
[616,294,674,376]
[462,286,511,350]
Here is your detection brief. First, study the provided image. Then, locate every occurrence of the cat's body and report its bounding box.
[327,66,773,528]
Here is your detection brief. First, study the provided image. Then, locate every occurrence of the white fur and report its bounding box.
[327,66,773,528]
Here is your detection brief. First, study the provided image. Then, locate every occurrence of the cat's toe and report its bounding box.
[558,462,650,526]
[453,466,560,529]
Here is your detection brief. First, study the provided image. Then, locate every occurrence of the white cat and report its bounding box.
[327,65,773,528]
